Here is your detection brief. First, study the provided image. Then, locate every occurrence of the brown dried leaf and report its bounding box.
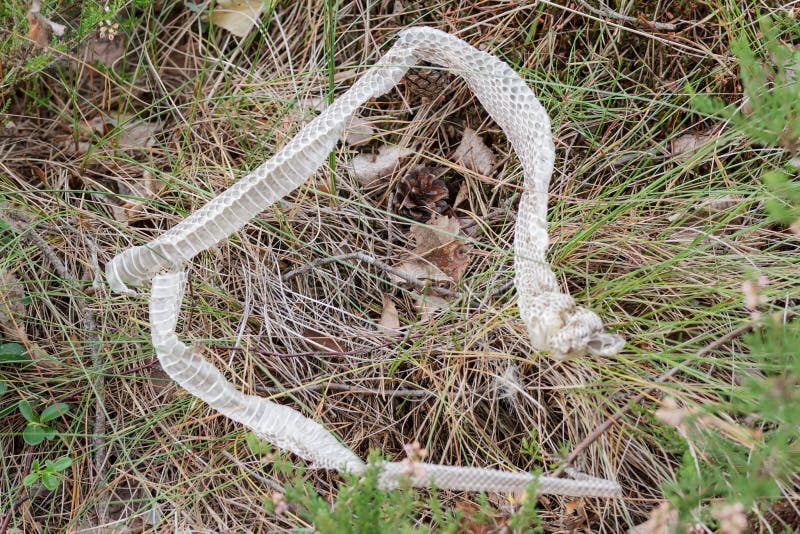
[211,0,265,37]
[391,215,471,284]
[412,215,470,282]
[378,294,401,332]
[345,115,375,146]
[86,114,159,152]
[27,13,50,47]
[693,194,745,216]
[350,146,413,186]
[419,242,469,282]
[85,38,125,68]
[112,170,161,223]
[666,194,748,244]
[670,132,715,160]
[415,294,448,322]
[411,214,460,252]
[72,483,162,533]
[453,180,469,208]
[159,40,206,88]
[302,327,344,354]
[455,500,494,534]
[452,127,496,176]
[27,1,65,46]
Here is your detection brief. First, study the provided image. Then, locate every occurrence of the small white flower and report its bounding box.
[271,492,288,515]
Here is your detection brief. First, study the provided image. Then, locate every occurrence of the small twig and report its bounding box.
[255,381,435,399]
[553,322,754,477]
[575,0,677,32]
[281,251,462,299]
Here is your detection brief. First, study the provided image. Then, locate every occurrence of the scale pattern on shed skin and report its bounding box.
[107,27,623,498]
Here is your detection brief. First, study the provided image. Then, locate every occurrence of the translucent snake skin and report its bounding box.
[107,27,623,498]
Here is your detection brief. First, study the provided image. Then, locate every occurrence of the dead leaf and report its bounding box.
[411,214,460,251]
[302,327,344,354]
[424,241,469,282]
[27,0,65,46]
[27,13,50,47]
[72,482,162,533]
[456,499,497,534]
[112,170,161,223]
[158,40,206,89]
[345,115,375,146]
[0,229,60,370]
[453,181,469,208]
[666,194,745,226]
[211,0,265,38]
[670,132,715,160]
[78,114,159,157]
[562,499,586,532]
[0,268,27,342]
[378,294,401,332]
[452,127,496,176]
[666,194,751,247]
[350,145,413,186]
[85,38,125,68]
[415,294,448,322]
[391,215,471,284]
[91,114,158,150]
[411,215,470,281]
[693,194,744,216]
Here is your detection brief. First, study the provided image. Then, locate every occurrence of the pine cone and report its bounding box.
[392,167,450,222]
[403,62,452,102]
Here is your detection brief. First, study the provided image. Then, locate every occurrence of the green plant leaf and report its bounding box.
[23,472,39,487]
[22,423,47,445]
[245,431,272,455]
[42,426,56,441]
[41,472,59,491]
[47,456,72,472]
[0,381,7,396]
[40,402,70,423]
[18,399,36,422]
[0,342,30,363]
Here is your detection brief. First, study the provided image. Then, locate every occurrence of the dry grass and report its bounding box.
[1,1,799,532]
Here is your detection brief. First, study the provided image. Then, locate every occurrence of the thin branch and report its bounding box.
[575,0,677,32]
